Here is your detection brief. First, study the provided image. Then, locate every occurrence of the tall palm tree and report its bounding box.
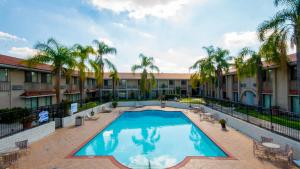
[212,47,230,99]
[25,38,76,104]
[109,67,119,100]
[258,0,300,102]
[72,44,95,104]
[92,40,117,101]
[235,48,263,106]
[131,54,159,99]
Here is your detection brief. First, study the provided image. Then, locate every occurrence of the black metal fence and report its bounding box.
[0,97,103,139]
[199,97,300,141]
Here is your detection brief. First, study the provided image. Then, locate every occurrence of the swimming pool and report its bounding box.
[73,110,228,168]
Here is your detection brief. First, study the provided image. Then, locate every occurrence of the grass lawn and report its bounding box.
[179,98,300,130]
[235,108,300,130]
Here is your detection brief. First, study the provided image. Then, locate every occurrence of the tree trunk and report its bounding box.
[55,68,61,104]
[256,61,263,107]
[112,78,115,101]
[79,77,84,106]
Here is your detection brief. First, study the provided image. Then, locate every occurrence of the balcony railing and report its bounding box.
[127,85,138,89]
[24,83,53,91]
[103,85,112,89]
[262,81,272,93]
[0,81,10,91]
[86,84,97,90]
[66,84,79,91]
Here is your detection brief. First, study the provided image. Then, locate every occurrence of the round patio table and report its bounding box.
[262,142,280,149]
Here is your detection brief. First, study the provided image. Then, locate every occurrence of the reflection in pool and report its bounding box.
[74,110,227,168]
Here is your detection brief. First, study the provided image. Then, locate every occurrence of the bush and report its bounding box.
[165,94,180,100]
[219,119,226,125]
[78,102,97,112]
[112,101,118,108]
[0,107,31,123]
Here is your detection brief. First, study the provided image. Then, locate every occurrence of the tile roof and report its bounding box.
[20,91,56,97]
[103,72,191,80]
[0,54,53,71]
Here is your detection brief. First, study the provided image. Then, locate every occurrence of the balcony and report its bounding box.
[103,85,112,89]
[232,83,238,91]
[66,84,79,91]
[0,81,10,91]
[289,80,299,95]
[24,83,53,91]
[127,85,138,89]
[86,84,97,90]
[262,81,272,93]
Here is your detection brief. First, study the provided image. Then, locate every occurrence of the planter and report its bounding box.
[221,123,226,130]
[22,121,32,129]
[219,119,227,130]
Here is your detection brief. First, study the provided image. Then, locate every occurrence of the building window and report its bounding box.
[262,70,272,82]
[233,92,239,102]
[73,77,79,85]
[263,94,272,109]
[44,96,52,106]
[0,68,8,81]
[104,80,108,86]
[25,71,38,83]
[41,73,52,83]
[181,80,187,86]
[290,66,297,81]
[25,98,38,109]
[291,96,300,113]
[169,80,174,86]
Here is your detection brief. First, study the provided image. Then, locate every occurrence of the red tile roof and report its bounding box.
[103,72,191,80]
[0,54,53,71]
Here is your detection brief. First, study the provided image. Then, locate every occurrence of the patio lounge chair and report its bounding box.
[261,136,273,143]
[0,150,19,169]
[15,140,29,155]
[85,113,99,121]
[253,140,267,158]
[102,107,112,113]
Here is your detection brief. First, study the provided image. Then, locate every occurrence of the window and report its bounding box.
[44,96,52,106]
[0,69,8,81]
[25,98,38,109]
[290,66,297,81]
[169,80,174,86]
[262,70,272,82]
[73,77,79,85]
[233,92,239,102]
[291,96,300,113]
[104,80,108,86]
[181,80,187,85]
[263,94,272,109]
[25,71,38,83]
[119,80,126,87]
[41,73,52,83]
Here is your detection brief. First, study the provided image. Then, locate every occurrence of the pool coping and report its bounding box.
[66,109,236,169]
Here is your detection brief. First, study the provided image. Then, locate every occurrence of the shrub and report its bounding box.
[112,101,118,108]
[219,119,226,125]
[0,107,31,123]
[165,94,180,100]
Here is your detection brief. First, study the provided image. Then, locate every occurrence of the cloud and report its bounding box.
[0,31,27,41]
[87,0,203,19]
[113,22,155,39]
[221,31,260,53]
[8,47,38,58]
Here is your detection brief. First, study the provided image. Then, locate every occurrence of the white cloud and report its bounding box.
[221,31,260,52]
[87,0,204,19]
[0,31,27,41]
[8,47,38,58]
[113,22,155,39]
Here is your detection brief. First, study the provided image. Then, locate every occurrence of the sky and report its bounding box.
[0,0,281,73]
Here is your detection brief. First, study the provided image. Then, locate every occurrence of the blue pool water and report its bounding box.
[74,110,227,168]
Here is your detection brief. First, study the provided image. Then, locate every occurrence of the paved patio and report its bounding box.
[10,106,293,169]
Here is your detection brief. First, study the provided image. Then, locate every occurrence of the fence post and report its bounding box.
[246,104,249,121]
[270,108,273,131]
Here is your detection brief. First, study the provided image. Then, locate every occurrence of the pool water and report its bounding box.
[74,110,227,168]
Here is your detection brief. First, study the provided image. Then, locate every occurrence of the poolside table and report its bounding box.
[262,142,280,159]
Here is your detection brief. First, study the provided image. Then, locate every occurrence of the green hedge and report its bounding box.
[0,107,31,123]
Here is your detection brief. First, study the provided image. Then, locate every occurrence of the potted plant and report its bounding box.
[112,101,118,108]
[219,119,227,130]
[22,114,35,129]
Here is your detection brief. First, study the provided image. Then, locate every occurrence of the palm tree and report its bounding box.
[212,47,230,99]
[109,67,119,100]
[235,48,263,106]
[72,44,95,105]
[131,54,159,99]
[25,38,76,104]
[92,40,117,101]
[257,0,300,103]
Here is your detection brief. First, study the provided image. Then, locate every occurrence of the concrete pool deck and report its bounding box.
[10,106,294,169]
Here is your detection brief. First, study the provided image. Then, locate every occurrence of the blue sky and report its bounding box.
[0,0,279,72]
